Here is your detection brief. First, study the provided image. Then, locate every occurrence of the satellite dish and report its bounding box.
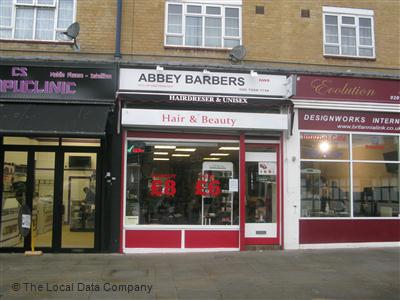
[64,22,80,39]
[59,22,80,51]
[229,45,246,62]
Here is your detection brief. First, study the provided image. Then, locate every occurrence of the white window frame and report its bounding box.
[300,130,400,219]
[0,0,76,42]
[165,0,242,49]
[322,6,375,59]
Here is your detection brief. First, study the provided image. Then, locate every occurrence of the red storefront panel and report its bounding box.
[125,230,181,248]
[300,219,400,244]
[185,230,239,248]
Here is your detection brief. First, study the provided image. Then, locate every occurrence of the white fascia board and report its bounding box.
[122,108,288,131]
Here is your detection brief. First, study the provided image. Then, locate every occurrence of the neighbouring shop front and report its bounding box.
[0,63,118,253]
[117,67,294,252]
[287,75,400,248]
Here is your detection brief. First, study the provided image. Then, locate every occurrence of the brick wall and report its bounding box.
[0,0,116,60]
[1,0,398,72]
[121,0,400,71]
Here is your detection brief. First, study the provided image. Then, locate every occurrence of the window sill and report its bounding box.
[0,39,73,46]
[323,54,376,61]
[164,45,231,52]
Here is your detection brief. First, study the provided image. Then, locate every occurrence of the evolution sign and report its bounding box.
[295,75,400,104]
[119,68,290,97]
[0,65,116,102]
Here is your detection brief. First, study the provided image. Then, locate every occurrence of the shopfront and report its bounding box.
[0,63,117,252]
[287,75,400,248]
[118,67,294,252]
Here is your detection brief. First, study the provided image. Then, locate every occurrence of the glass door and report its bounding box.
[1,151,28,249]
[245,145,279,244]
[33,152,55,248]
[61,152,97,249]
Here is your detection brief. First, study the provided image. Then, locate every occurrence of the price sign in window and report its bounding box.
[150,179,177,197]
[195,178,221,197]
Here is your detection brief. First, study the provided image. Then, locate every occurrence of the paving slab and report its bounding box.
[0,247,399,300]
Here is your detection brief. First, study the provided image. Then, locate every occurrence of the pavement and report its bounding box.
[0,247,399,299]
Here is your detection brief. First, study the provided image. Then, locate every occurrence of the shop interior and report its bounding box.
[300,134,399,218]
[125,141,240,226]
[1,137,99,249]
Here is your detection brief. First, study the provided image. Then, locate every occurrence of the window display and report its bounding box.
[125,140,240,226]
[301,162,350,217]
[301,133,399,218]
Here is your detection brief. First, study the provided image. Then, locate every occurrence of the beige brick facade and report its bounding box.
[121,0,399,74]
[0,0,116,60]
[0,0,399,75]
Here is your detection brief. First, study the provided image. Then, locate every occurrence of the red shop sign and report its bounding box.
[299,109,400,134]
[294,75,400,104]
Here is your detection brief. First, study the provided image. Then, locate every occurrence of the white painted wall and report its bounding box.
[283,109,301,249]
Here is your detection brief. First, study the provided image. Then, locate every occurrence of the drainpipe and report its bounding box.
[115,0,122,58]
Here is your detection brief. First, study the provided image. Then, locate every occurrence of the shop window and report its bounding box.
[0,0,75,41]
[300,133,349,160]
[165,1,241,49]
[353,163,399,217]
[301,161,350,217]
[1,152,28,248]
[3,136,60,146]
[301,132,399,218]
[323,6,375,58]
[125,140,240,226]
[61,138,101,147]
[353,135,399,217]
[352,135,399,161]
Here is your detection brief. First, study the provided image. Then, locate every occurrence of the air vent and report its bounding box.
[256,6,264,15]
[301,9,310,18]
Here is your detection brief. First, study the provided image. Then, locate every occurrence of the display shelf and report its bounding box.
[126,163,141,225]
[202,162,234,225]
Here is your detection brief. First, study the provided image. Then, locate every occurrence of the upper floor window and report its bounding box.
[165,0,242,49]
[0,0,75,41]
[323,6,375,58]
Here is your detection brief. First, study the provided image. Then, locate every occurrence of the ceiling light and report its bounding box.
[155,145,176,149]
[154,157,169,161]
[319,141,330,153]
[154,152,168,155]
[210,153,230,156]
[203,157,221,160]
[172,154,190,157]
[219,146,240,150]
[175,148,196,152]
